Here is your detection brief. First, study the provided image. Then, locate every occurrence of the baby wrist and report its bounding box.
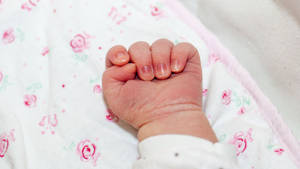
[137,111,218,142]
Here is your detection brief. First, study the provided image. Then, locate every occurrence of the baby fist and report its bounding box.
[102,39,216,142]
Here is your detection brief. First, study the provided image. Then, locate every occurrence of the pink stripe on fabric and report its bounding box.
[162,0,300,167]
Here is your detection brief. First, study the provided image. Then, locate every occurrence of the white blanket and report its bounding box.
[0,0,299,168]
[179,0,300,139]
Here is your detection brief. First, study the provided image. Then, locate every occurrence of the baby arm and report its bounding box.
[102,39,238,169]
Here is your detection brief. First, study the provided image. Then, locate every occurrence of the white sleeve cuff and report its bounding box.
[133,135,239,169]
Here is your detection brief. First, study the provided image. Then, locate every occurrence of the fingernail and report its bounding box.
[141,65,153,74]
[115,52,127,62]
[156,63,167,75]
[172,60,180,71]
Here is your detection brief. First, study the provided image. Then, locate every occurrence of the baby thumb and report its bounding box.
[102,63,137,93]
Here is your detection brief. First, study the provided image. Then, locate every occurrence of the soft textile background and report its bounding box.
[0,0,299,168]
[178,0,300,140]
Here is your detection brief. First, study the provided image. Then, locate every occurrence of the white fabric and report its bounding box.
[0,0,298,169]
[178,0,300,139]
[134,135,239,169]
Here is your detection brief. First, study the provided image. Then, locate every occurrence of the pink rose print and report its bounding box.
[0,129,15,158]
[150,5,163,16]
[222,89,232,105]
[208,53,220,65]
[28,0,40,6]
[2,28,15,44]
[0,72,3,84]
[77,139,100,166]
[229,128,253,156]
[237,106,246,115]
[274,148,284,155]
[202,89,208,97]
[108,6,130,25]
[70,34,87,53]
[0,136,9,158]
[21,3,32,11]
[38,114,58,135]
[106,109,119,122]
[21,0,40,11]
[93,84,102,94]
[41,47,50,56]
[24,94,37,107]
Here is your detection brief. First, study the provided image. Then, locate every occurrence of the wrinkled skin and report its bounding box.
[102,39,203,129]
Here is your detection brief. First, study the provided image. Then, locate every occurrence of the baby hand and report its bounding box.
[102,39,217,142]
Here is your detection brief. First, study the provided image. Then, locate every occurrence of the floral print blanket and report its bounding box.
[0,0,299,168]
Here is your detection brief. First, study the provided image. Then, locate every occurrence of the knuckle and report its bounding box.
[152,38,173,47]
[129,41,149,51]
[129,42,151,61]
[178,42,195,50]
[175,42,198,57]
